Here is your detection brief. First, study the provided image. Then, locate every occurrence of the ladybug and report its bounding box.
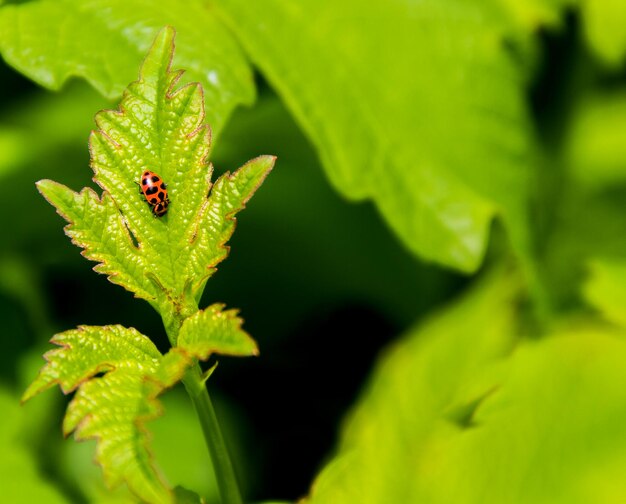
[139,170,169,217]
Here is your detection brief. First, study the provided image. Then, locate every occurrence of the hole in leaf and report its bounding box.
[123,218,139,249]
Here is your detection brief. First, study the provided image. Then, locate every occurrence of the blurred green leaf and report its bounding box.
[0,126,30,178]
[582,0,626,66]
[152,391,218,503]
[584,259,626,327]
[214,0,542,272]
[538,183,626,310]
[565,92,626,188]
[0,0,254,134]
[0,255,51,339]
[304,269,626,503]
[0,80,107,182]
[305,268,520,503]
[499,0,574,31]
[0,386,67,503]
[61,438,140,503]
[420,326,626,503]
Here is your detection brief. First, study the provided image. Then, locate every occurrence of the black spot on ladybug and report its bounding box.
[161,183,167,190]
[150,197,158,204]
[142,178,148,186]
[146,186,158,195]
[158,191,165,200]
[151,176,160,183]
[153,201,168,217]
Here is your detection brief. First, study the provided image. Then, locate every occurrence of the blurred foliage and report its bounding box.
[305,269,626,503]
[215,0,536,274]
[0,0,254,134]
[0,0,625,503]
[0,386,66,503]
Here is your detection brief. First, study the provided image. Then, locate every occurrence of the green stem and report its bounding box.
[182,364,243,504]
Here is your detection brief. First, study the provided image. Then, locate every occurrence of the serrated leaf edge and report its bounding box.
[179,302,259,358]
[191,155,276,297]
[35,180,153,300]
[21,324,140,402]
[67,368,180,503]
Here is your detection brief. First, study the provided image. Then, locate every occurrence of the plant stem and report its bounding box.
[182,364,243,504]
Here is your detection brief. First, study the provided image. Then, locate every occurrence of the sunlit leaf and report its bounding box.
[22,325,186,503]
[214,0,544,272]
[37,27,274,312]
[177,303,257,357]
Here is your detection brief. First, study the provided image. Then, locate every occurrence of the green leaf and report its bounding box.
[22,325,188,504]
[581,0,626,66]
[37,27,274,310]
[185,155,276,301]
[424,327,626,503]
[178,304,258,357]
[537,182,626,310]
[584,259,626,328]
[37,180,159,301]
[214,0,537,272]
[304,271,626,503]
[22,325,162,400]
[22,316,257,501]
[0,0,254,134]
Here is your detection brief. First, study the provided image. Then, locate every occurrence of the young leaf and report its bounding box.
[0,0,254,134]
[22,325,189,504]
[37,26,274,312]
[22,311,259,503]
[185,155,276,301]
[177,304,258,357]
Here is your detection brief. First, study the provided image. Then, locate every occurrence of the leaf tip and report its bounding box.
[20,386,37,405]
[139,25,177,83]
[35,178,61,196]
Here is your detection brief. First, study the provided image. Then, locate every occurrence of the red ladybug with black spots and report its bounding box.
[139,170,169,217]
